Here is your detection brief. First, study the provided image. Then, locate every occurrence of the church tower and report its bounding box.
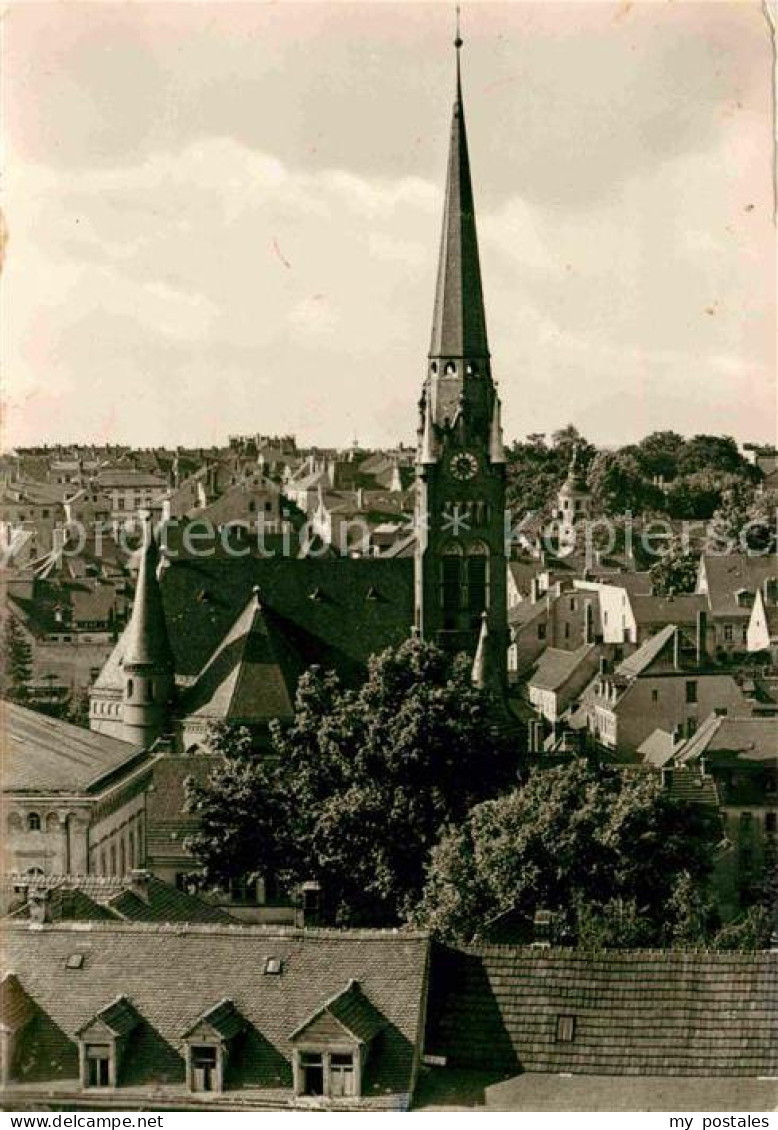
[414,28,507,689]
[121,515,175,747]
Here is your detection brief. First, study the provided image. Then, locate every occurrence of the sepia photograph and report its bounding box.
[1,0,776,1117]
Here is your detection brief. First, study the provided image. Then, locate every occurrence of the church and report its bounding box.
[90,34,509,754]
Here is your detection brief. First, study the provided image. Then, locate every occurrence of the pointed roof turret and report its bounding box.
[471,611,489,689]
[489,395,506,465]
[123,515,174,670]
[429,28,489,361]
[420,393,439,465]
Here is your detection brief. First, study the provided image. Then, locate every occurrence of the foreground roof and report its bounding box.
[1,700,143,794]
[3,922,430,1103]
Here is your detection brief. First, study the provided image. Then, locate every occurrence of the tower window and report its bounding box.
[466,542,489,619]
[444,361,457,375]
[440,542,464,626]
[27,812,41,832]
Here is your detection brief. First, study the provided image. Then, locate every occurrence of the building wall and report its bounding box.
[3,805,91,876]
[575,582,635,645]
[611,675,751,755]
[89,789,147,877]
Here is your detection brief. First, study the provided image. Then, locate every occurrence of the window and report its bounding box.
[329,1053,355,1098]
[466,542,489,620]
[685,680,698,704]
[27,812,41,832]
[66,953,85,970]
[300,1051,324,1096]
[652,689,659,703]
[440,543,463,626]
[564,623,571,640]
[119,839,126,875]
[569,598,576,611]
[86,1045,111,1088]
[724,624,733,642]
[110,844,117,876]
[538,623,547,640]
[556,1015,576,1043]
[686,718,697,737]
[264,957,283,975]
[191,1046,218,1092]
[129,829,135,869]
[765,813,777,835]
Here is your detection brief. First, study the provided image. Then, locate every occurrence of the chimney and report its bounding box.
[28,888,51,924]
[128,869,152,902]
[584,600,595,645]
[696,609,708,666]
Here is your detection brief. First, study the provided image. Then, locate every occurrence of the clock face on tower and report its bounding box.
[449,452,479,481]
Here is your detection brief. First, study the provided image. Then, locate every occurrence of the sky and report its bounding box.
[3,0,776,451]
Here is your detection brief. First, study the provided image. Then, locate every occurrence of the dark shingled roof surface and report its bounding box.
[4,922,429,1104]
[97,556,414,695]
[426,945,778,1077]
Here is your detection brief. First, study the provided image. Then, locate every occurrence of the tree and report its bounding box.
[415,761,720,946]
[636,431,686,482]
[648,542,700,595]
[186,638,518,925]
[587,451,661,516]
[677,435,750,477]
[1,615,33,702]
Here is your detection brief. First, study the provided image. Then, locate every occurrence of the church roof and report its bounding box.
[122,521,175,672]
[181,589,296,723]
[429,48,489,360]
[94,556,414,700]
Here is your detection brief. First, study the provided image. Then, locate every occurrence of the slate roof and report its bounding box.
[4,922,430,1105]
[180,592,295,724]
[426,945,778,1077]
[699,553,778,618]
[615,625,676,680]
[7,875,236,926]
[529,645,596,693]
[676,714,778,767]
[630,594,706,626]
[1,700,143,794]
[663,767,719,809]
[290,979,387,1045]
[96,556,414,695]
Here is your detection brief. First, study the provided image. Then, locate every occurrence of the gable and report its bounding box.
[291,1009,360,1047]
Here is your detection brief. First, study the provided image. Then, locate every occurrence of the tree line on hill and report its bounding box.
[506,427,774,536]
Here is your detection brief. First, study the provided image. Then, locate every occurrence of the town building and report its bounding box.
[2,701,154,877]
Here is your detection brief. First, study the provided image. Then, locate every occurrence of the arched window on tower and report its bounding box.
[127,678,134,699]
[466,542,490,624]
[440,542,464,628]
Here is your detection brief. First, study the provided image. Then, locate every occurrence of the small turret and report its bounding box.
[121,515,175,747]
[489,396,505,465]
[420,394,439,466]
[471,611,489,689]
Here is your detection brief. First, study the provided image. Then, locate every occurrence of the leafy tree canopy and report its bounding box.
[414,760,720,946]
[1,615,33,702]
[185,638,518,926]
[648,541,700,595]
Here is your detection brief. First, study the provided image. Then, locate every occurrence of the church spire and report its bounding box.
[122,514,175,747]
[429,20,489,361]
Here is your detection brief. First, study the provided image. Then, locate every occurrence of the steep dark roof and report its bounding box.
[5,922,430,1104]
[122,525,175,671]
[180,592,295,724]
[429,53,488,360]
[97,556,414,694]
[8,875,236,926]
[426,945,778,1077]
[1,700,143,793]
[529,645,596,693]
[615,625,676,680]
